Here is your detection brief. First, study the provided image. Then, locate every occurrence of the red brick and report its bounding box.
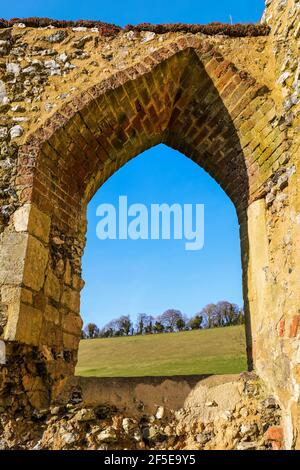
[272,441,283,451]
[205,58,220,75]
[279,319,285,337]
[15,175,34,186]
[20,187,33,203]
[265,426,284,442]
[289,315,300,338]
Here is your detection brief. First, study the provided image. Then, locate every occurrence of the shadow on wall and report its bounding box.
[55,373,244,419]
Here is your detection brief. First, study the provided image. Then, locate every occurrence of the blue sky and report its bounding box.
[3,1,265,327]
[84,146,245,326]
[2,0,264,26]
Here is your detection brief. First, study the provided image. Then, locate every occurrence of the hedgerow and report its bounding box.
[0,18,270,38]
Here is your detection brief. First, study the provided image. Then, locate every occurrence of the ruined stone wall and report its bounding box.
[0,1,299,449]
[250,0,300,449]
[0,373,283,450]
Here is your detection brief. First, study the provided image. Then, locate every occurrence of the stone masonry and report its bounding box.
[0,0,299,449]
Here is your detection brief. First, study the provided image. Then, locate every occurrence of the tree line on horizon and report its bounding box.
[82,301,245,339]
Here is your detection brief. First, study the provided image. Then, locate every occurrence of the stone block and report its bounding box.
[13,204,51,243]
[72,275,85,291]
[0,231,28,286]
[13,204,31,232]
[3,302,21,341]
[2,286,20,303]
[39,321,60,347]
[63,332,80,350]
[4,303,43,345]
[44,304,60,326]
[44,269,61,302]
[17,304,43,345]
[62,313,83,335]
[23,235,48,291]
[28,204,51,244]
[64,260,72,286]
[61,286,80,313]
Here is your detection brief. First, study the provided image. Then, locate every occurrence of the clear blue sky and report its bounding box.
[3,1,265,327]
[2,0,264,26]
[84,146,246,326]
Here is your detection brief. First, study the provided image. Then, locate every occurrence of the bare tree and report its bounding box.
[90,300,244,340]
[216,301,240,326]
[159,309,183,332]
[84,323,100,339]
[201,302,243,328]
[200,304,218,328]
[117,315,132,336]
[101,316,132,337]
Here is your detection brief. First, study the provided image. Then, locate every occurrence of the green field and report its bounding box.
[75,325,247,377]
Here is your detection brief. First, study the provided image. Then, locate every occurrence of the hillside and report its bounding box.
[75,325,247,377]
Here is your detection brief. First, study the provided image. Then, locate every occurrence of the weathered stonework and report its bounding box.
[0,374,283,450]
[0,0,299,449]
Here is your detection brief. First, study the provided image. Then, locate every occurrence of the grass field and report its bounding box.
[75,325,247,377]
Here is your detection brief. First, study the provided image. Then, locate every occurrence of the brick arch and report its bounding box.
[19,36,274,224]
[2,37,281,407]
